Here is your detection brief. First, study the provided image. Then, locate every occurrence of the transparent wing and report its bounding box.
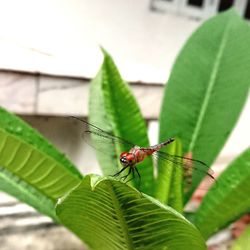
[154,150,216,191]
[71,116,135,154]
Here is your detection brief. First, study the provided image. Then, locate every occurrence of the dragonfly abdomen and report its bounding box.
[138,138,175,158]
[150,138,175,151]
[162,138,175,146]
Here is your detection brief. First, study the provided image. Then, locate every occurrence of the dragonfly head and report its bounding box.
[120,152,135,167]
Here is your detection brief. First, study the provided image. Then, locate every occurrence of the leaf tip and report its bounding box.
[99,46,109,57]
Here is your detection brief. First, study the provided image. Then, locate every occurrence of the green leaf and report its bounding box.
[89,49,154,195]
[89,62,118,175]
[194,147,250,239]
[155,139,183,213]
[56,175,206,250]
[0,166,57,221]
[159,9,250,202]
[167,139,183,213]
[230,224,250,250]
[155,142,176,204]
[0,107,82,206]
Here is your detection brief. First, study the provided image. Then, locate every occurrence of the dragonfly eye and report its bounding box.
[120,157,128,165]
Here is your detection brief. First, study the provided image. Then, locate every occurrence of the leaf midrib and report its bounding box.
[189,19,231,152]
[108,182,134,250]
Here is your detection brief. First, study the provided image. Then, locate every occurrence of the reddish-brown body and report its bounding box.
[120,138,175,168]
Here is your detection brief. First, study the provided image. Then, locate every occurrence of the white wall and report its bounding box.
[0,0,199,82]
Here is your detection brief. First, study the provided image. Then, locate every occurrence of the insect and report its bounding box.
[72,117,215,189]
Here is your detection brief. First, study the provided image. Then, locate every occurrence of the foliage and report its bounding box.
[194,147,250,239]
[89,48,154,195]
[0,8,250,250]
[56,175,206,250]
[159,9,250,203]
[0,107,82,220]
[155,138,183,213]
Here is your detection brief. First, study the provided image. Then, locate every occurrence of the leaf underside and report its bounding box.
[0,107,82,219]
[56,175,206,250]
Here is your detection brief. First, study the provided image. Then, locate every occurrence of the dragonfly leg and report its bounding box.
[135,167,141,190]
[120,167,132,181]
[125,167,135,183]
[112,166,128,177]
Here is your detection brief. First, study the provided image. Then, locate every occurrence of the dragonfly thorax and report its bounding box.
[120,152,136,167]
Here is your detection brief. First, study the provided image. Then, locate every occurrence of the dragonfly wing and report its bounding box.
[72,116,135,155]
[153,150,216,191]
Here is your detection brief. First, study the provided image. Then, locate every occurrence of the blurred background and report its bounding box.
[0,1,249,249]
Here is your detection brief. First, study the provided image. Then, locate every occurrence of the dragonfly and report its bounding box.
[72,117,215,190]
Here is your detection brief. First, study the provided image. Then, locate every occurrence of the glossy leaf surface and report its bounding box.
[159,9,250,202]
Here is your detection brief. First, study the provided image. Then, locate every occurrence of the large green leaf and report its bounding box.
[230,224,250,250]
[89,49,154,195]
[194,148,250,239]
[56,175,206,250]
[0,107,82,210]
[159,9,250,202]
